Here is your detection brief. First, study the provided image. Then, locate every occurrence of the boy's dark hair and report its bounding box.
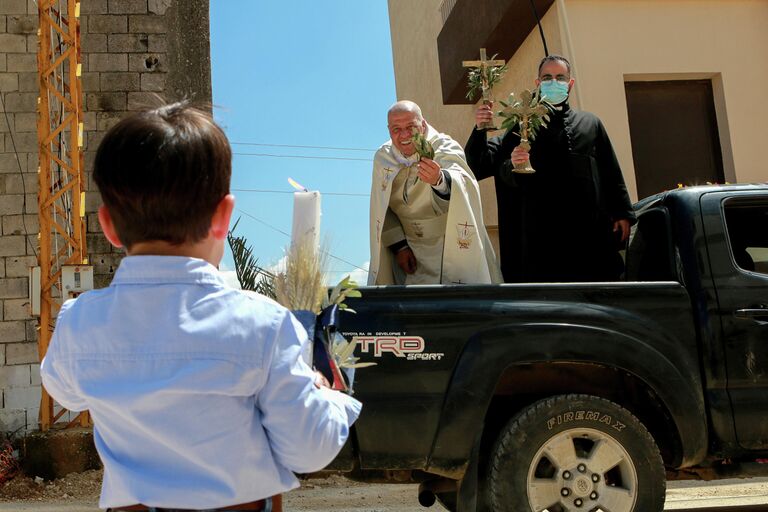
[537,54,571,76]
[93,102,231,249]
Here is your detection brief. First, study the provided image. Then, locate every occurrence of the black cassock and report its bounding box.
[465,103,636,283]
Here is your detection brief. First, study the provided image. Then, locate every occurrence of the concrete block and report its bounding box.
[0,277,27,298]
[24,319,36,343]
[129,14,165,33]
[21,428,101,480]
[140,72,165,92]
[0,33,26,52]
[2,213,38,235]
[11,111,34,132]
[0,72,19,92]
[88,14,127,34]
[0,54,6,72]
[108,33,149,53]
[0,364,30,388]
[0,342,5,363]
[148,34,166,53]
[82,71,100,93]
[85,91,127,112]
[0,195,22,217]
[84,190,103,213]
[148,0,171,15]
[129,53,165,72]
[0,235,25,257]
[85,130,106,151]
[88,53,127,72]
[4,384,39,409]
[5,131,36,152]
[0,319,25,342]
[2,169,36,193]
[108,0,147,14]
[127,91,162,110]
[6,342,37,364]
[81,0,108,14]
[95,112,124,132]
[0,260,5,279]
[2,91,36,112]
[0,153,24,173]
[100,71,140,92]
[3,299,29,321]
[23,193,36,214]
[93,273,113,290]
[0,408,25,433]
[6,53,36,72]
[83,112,97,132]
[16,71,35,92]
[24,152,35,172]
[29,363,39,386]
[82,32,107,53]
[6,14,35,34]
[0,1,26,16]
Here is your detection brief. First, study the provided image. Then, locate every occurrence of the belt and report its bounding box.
[110,499,266,511]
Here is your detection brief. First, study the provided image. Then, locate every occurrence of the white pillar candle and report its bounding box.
[291,190,321,252]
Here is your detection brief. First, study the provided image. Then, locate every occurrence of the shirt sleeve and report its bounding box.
[40,306,89,412]
[257,310,362,474]
[465,128,517,181]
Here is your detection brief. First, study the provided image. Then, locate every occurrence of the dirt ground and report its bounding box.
[2,470,768,511]
[0,471,429,511]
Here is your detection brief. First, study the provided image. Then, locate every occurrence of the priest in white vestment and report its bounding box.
[368,101,502,285]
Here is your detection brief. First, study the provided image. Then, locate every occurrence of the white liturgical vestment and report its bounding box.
[369,124,502,285]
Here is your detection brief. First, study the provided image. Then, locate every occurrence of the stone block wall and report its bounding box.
[0,0,211,434]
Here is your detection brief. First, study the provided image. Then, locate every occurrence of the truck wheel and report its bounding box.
[489,394,665,512]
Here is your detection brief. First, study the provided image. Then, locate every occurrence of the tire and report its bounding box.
[489,394,665,512]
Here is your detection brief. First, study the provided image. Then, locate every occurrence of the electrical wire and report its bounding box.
[231,142,376,152]
[529,0,549,57]
[233,152,370,162]
[0,91,38,258]
[234,208,367,272]
[232,188,368,197]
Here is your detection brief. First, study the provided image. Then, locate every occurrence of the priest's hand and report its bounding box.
[417,158,441,186]
[613,219,631,243]
[475,102,494,129]
[396,247,417,275]
[511,146,530,165]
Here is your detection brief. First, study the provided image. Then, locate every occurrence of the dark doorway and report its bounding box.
[625,80,725,200]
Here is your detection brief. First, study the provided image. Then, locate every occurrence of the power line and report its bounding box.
[0,91,38,258]
[233,152,371,162]
[232,188,368,197]
[231,142,376,152]
[234,208,368,272]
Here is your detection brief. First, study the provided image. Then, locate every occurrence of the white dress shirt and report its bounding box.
[41,256,361,509]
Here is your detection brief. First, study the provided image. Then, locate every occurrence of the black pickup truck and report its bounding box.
[330,184,768,512]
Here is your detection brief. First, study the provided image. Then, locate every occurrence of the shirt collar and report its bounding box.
[111,255,227,286]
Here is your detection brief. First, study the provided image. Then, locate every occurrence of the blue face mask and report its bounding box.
[539,80,569,104]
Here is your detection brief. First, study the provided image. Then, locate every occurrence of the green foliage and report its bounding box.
[410,130,435,160]
[227,218,276,299]
[466,55,508,101]
[497,89,556,141]
[322,274,361,313]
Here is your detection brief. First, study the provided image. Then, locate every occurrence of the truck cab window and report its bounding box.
[724,202,768,275]
[625,208,677,281]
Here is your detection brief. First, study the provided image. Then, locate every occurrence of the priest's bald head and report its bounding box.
[387,100,427,157]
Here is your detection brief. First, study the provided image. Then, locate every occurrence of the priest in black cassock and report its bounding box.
[465,55,636,283]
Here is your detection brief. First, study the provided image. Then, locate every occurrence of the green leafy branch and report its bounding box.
[410,130,435,160]
[466,55,508,101]
[497,89,556,141]
[227,218,276,299]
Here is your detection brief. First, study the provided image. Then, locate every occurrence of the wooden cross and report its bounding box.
[462,48,506,102]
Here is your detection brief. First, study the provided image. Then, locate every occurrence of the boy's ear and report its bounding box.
[97,205,124,248]
[210,194,235,241]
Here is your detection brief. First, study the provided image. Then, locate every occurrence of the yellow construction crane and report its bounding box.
[35,0,90,431]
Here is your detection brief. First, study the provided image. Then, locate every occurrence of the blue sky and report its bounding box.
[210,1,396,284]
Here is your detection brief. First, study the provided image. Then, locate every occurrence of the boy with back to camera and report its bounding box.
[40,102,361,512]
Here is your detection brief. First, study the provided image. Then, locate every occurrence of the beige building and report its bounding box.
[387,0,768,246]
